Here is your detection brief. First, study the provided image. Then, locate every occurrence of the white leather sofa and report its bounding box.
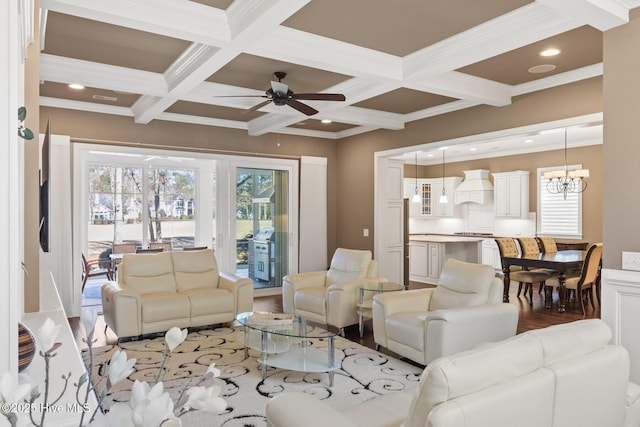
[102,249,253,338]
[373,258,519,366]
[266,319,640,427]
[282,248,380,333]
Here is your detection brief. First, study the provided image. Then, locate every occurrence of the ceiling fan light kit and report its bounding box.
[223,71,346,116]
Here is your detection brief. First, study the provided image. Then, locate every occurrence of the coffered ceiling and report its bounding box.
[38,0,640,143]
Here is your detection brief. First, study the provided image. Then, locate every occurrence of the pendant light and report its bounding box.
[543,129,589,200]
[439,148,448,204]
[412,153,421,203]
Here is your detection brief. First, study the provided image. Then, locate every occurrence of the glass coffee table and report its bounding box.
[236,312,339,386]
[357,281,405,337]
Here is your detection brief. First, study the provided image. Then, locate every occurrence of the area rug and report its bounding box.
[84,325,422,426]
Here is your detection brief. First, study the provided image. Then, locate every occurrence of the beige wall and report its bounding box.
[336,77,602,253]
[36,75,602,268]
[603,9,640,269]
[406,144,603,245]
[24,1,40,313]
[38,107,340,260]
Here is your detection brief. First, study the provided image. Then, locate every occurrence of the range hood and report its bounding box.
[454,169,494,205]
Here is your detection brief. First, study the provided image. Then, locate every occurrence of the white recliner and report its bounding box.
[373,258,519,366]
[282,248,380,333]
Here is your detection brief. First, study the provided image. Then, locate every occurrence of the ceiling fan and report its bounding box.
[222,72,346,116]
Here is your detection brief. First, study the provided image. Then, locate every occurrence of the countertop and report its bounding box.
[409,234,486,243]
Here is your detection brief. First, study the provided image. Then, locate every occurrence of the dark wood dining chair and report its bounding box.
[545,243,603,315]
[82,253,113,293]
[136,247,164,254]
[496,238,553,305]
[149,242,172,251]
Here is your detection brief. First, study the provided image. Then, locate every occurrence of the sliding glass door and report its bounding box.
[76,144,298,300]
[235,168,289,289]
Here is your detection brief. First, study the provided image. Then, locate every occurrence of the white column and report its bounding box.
[0,0,23,374]
[299,156,327,273]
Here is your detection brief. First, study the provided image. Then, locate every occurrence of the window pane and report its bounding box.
[147,168,196,249]
[87,166,143,262]
[538,171,582,237]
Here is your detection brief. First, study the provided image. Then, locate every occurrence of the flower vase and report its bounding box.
[18,322,36,372]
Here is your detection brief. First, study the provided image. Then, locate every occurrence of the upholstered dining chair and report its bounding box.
[544,242,603,315]
[81,253,113,292]
[282,248,381,335]
[518,237,557,293]
[495,238,553,304]
[149,241,172,252]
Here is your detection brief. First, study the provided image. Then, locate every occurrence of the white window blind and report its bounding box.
[537,166,583,238]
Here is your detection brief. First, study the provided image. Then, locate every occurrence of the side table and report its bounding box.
[357,281,404,337]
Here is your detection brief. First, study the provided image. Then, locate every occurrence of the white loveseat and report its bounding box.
[373,258,519,366]
[266,319,640,427]
[102,249,253,338]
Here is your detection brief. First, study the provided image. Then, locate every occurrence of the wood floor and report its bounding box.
[69,281,599,358]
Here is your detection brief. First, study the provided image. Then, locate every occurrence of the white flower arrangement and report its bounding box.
[0,309,227,427]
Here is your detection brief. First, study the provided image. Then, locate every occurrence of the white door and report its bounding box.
[374,157,405,284]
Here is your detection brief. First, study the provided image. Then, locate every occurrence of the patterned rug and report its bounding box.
[84,325,422,427]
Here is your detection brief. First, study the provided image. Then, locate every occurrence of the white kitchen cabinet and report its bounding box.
[481,239,502,271]
[403,178,461,217]
[427,243,442,281]
[409,241,430,282]
[409,237,482,284]
[492,171,530,218]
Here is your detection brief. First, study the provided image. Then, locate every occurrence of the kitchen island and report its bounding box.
[408,234,484,284]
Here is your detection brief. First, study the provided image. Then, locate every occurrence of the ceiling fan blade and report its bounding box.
[243,99,272,114]
[271,81,289,95]
[291,93,346,101]
[286,98,318,116]
[212,95,267,98]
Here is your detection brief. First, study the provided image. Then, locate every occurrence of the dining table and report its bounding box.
[501,250,586,312]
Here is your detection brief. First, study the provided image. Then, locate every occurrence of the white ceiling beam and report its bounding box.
[511,63,603,97]
[133,1,308,124]
[39,54,167,96]
[40,96,134,116]
[536,0,629,30]
[40,0,231,45]
[248,26,403,81]
[406,71,512,107]
[404,100,480,123]
[319,106,405,130]
[247,112,304,136]
[156,112,248,131]
[403,3,576,81]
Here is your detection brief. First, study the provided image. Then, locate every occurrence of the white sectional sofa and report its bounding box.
[266,319,640,427]
[101,249,253,338]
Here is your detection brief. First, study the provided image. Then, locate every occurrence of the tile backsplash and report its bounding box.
[409,202,536,237]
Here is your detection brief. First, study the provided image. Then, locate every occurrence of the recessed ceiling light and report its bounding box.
[525,139,533,143]
[469,147,477,151]
[540,48,561,57]
[68,83,85,90]
[528,64,556,74]
[321,119,332,124]
[426,153,434,158]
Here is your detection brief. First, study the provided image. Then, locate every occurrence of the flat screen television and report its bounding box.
[39,119,50,252]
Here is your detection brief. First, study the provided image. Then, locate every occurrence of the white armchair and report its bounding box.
[282,248,380,333]
[372,258,519,366]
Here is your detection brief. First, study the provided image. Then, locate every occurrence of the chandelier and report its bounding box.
[543,129,589,200]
